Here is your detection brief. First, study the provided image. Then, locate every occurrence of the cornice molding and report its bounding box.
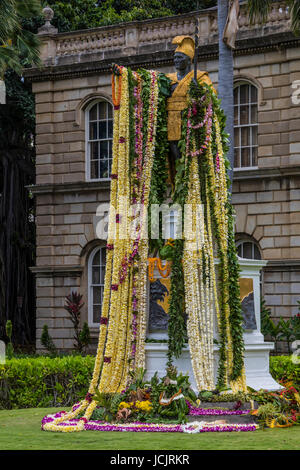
[27,180,111,195]
[30,265,83,277]
[265,260,300,271]
[24,33,300,82]
[233,165,300,181]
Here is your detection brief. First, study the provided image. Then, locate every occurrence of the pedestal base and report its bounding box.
[145,341,283,391]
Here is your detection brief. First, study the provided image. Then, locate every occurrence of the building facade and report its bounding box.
[24,3,300,352]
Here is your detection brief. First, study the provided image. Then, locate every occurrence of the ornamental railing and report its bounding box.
[38,2,291,65]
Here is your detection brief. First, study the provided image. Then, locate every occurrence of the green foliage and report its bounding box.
[0,355,297,410]
[91,390,123,421]
[40,325,57,356]
[44,0,170,32]
[43,0,217,33]
[269,356,300,385]
[247,0,300,36]
[79,322,91,352]
[261,298,272,336]
[0,356,95,409]
[0,0,42,76]
[261,298,300,354]
[148,72,170,255]
[64,292,90,353]
[166,239,187,365]
[5,320,14,359]
[5,320,12,340]
[4,69,36,137]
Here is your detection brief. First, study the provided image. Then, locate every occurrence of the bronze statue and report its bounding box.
[165,36,215,182]
[112,35,215,183]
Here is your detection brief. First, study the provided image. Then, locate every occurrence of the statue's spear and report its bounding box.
[193,1,200,85]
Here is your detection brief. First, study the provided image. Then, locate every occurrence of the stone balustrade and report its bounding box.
[38,2,291,66]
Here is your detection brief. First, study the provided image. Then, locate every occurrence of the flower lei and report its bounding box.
[43,70,247,434]
[43,67,160,433]
[180,81,246,392]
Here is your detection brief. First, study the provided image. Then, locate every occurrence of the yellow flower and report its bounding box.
[135,400,152,412]
[118,401,131,410]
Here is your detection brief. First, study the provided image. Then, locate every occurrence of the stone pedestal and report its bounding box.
[145,258,282,391]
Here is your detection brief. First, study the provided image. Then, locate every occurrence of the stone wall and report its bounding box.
[25,3,300,351]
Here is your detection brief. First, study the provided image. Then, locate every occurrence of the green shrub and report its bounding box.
[0,355,298,410]
[5,320,14,359]
[270,356,299,385]
[41,325,57,356]
[0,356,95,409]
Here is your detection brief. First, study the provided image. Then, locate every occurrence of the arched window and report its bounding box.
[236,239,261,260]
[234,82,258,168]
[86,100,113,180]
[88,245,106,326]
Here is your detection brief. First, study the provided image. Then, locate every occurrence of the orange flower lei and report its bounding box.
[148,258,171,282]
[112,67,123,108]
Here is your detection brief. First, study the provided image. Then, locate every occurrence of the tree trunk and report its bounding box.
[218,0,235,189]
[0,104,35,348]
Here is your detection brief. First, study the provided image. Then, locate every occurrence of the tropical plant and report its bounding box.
[217,0,300,188]
[64,292,91,353]
[5,320,14,359]
[40,325,57,355]
[261,299,300,354]
[261,298,272,337]
[0,0,42,77]
[247,0,300,35]
[291,311,300,340]
[92,390,117,422]
[278,317,296,354]
[78,322,91,353]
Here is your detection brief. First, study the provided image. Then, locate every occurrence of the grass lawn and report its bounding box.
[0,407,299,450]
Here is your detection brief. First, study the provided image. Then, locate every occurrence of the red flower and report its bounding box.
[85,393,93,403]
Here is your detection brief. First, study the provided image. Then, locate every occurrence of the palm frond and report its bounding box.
[246,0,272,25]
[0,0,42,75]
[0,0,19,44]
[288,0,300,35]
[14,29,41,67]
[15,0,42,18]
[0,45,22,77]
[247,0,300,36]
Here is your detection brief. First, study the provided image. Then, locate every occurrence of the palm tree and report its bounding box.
[218,0,234,187]
[0,0,42,77]
[247,0,300,34]
[217,0,300,187]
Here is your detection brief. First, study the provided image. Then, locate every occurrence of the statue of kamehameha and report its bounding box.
[164,35,215,182]
[112,35,215,182]
[166,35,214,148]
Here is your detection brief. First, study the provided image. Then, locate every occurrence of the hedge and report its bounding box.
[0,355,298,409]
[0,356,95,409]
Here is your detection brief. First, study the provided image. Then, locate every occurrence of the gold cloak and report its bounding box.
[165,70,215,141]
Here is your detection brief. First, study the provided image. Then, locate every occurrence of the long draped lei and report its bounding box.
[43,67,246,433]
